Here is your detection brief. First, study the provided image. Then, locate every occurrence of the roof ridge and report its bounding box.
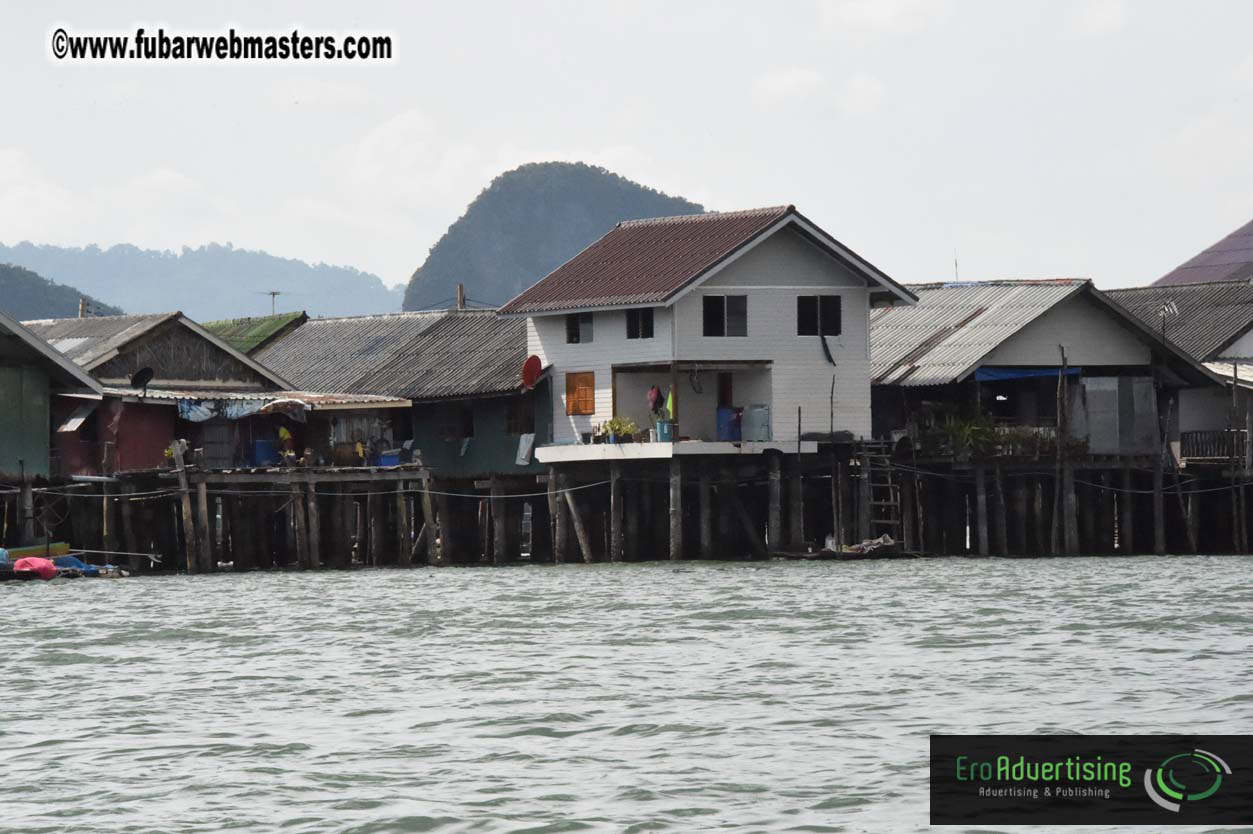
[1110,279,1253,293]
[616,205,791,228]
[21,311,174,325]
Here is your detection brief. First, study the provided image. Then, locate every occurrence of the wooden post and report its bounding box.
[19,479,35,545]
[1152,448,1165,555]
[669,457,683,560]
[170,442,197,572]
[767,454,782,549]
[1062,463,1079,556]
[306,481,322,569]
[610,462,624,562]
[699,462,714,558]
[1011,476,1028,556]
[1033,476,1048,555]
[287,483,308,569]
[857,451,872,542]
[830,445,843,550]
[974,463,990,556]
[553,469,570,563]
[435,488,455,564]
[395,482,411,566]
[901,469,916,552]
[722,485,769,559]
[420,480,438,565]
[991,463,1008,557]
[788,456,804,546]
[1119,465,1135,554]
[120,483,140,571]
[564,483,594,563]
[368,488,383,566]
[836,460,849,548]
[491,477,507,565]
[194,482,212,571]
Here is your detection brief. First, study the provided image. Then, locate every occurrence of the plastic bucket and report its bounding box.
[656,420,675,442]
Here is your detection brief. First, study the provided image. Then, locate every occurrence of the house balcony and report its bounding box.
[1180,429,1248,464]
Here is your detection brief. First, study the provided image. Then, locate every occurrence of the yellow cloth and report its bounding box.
[664,387,675,419]
[278,426,293,441]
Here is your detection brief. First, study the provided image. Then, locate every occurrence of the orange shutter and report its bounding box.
[565,372,595,415]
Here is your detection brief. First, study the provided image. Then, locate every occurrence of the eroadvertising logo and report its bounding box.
[930,735,1252,824]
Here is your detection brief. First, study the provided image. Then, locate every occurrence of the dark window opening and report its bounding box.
[626,308,654,340]
[798,295,842,337]
[565,312,593,344]
[506,394,535,435]
[703,295,747,337]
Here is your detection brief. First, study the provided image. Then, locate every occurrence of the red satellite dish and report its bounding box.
[521,355,542,390]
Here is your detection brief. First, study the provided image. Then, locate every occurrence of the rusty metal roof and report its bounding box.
[1105,281,1253,361]
[497,205,915,315]
[871,280,1093,386]
[255,309,528,401]
[1155,216,1253,286]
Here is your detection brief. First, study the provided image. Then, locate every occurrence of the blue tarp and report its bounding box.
[975,367,1082,382]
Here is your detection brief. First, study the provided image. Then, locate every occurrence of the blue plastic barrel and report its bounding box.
[253,439,279,466]
[716,407,743,441]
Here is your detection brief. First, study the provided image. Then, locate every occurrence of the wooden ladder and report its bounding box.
[860,442,901,539]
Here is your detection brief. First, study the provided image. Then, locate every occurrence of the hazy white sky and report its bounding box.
[3,1,1252,289]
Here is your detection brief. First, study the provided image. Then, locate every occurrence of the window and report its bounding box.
[439,405,475,442]
[506,393,535,435]
[703,295,747,337]
[566,312,593,344]
[717,372,733,408]
[797,295,842,337]
[565,371,595,416]
[626,308,654,339]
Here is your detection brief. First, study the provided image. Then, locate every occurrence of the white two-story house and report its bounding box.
[497,205,916,458]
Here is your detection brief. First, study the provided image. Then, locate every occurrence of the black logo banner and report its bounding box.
[931,735,1253,824]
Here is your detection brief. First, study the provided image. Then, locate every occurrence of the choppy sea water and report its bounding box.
[3,556,1251,834]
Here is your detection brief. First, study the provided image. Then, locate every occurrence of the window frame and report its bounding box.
[565,371,596,416]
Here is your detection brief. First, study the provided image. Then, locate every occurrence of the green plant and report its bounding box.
[603,416,639,437]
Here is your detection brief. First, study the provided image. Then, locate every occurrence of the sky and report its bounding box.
[2,0,1252,290]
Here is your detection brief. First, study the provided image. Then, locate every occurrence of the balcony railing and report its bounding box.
[1181,429,1248,462]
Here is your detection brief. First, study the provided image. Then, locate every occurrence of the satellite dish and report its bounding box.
[130,367,154,398]
[521,355,542,390]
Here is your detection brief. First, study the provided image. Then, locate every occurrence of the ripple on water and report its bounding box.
[1,556,1250,833]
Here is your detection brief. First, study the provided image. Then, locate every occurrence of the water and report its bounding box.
[3,556,1251,834]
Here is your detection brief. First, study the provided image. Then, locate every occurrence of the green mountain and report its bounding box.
[0,242,398,321]
[404,162,704,310]
[0,262,123,320]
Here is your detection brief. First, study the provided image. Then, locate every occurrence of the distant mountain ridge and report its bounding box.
[403,162,704,311]
[0,263,123,320]
[0,241,399,321]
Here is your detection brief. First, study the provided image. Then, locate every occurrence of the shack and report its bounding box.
[1,310,102,547]
[255,307,551,563]
[869,279,1224,557]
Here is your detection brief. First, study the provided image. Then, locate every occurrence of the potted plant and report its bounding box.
[604,416,639,444]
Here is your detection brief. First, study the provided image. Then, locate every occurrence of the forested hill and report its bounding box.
[0,242,399,320]
[403,162,704,310]
[0,263,123,320]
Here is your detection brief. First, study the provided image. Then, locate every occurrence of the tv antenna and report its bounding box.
[256,290,288,315]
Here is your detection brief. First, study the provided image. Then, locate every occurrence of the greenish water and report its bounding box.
[3,557,1251,833]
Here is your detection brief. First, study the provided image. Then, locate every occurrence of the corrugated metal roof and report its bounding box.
[255,309,528,401]
[1105,282,1253,361]
[22,313,175,368]
[94,386,409,408]
[497,205,915,315]
[0,309,102,392]
[870,280,1089,386]
[1155,216,1253,286]
[202,312,308,355]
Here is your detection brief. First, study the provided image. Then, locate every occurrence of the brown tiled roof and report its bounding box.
[1155,216,1253,286]
[497,205,913,315]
